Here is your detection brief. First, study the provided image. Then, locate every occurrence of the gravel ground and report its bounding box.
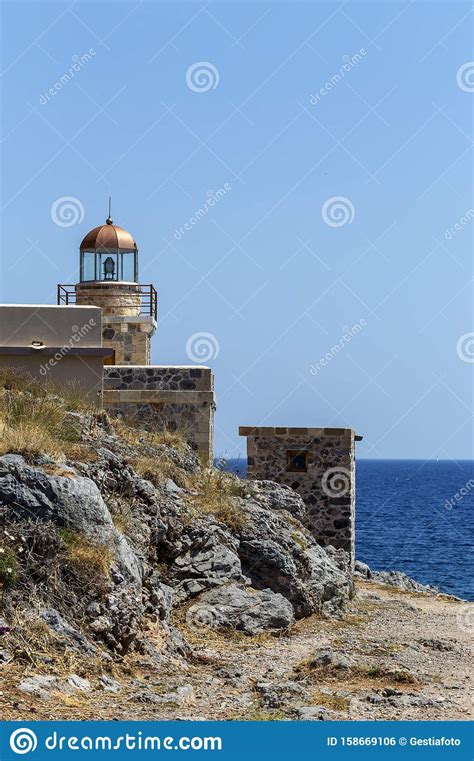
[1,581,472,721]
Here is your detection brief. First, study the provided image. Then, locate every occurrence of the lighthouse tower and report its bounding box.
[57,210,214,465]
[58,213,157,365]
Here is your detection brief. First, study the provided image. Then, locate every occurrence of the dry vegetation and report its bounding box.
[0,367,97,461]
[132,454,191,490]
[310,691,350,711]
[295,654,419,687]
[112,417,188,454]
[189,469,247,529]
[58,529,113,583]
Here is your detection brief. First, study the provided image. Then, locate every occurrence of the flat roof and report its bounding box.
[0,304,100,310]
[106,365,211,370]
[239,426,362,439]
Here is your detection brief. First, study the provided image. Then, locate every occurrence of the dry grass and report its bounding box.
[353,664,418,684]
[240,709,286,721]
[132,454,191,490]
[2,608,86,675]
[111,504,134,535]
[0,423,65,460]
[59,529,113,582]
[311,691,350,711]
[295,651,418,688]
[326,613,366,630]
[112,418,188,453]
[37,464,77,478]
[0,368,96,461]
[190,469,246,529]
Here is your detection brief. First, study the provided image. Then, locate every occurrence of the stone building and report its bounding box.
[103,365,215,464]
[58,214,216,464]
[239,426,362,566]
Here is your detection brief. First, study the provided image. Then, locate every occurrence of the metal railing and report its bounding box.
[57,283,158,321]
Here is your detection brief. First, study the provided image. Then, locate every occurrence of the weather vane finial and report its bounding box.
[106,196,113,225]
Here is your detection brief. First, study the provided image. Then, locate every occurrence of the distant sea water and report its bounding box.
[218,458,474,601]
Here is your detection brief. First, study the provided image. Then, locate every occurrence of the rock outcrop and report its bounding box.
[354,560,441,595]
[0,413,353,662]
[187,583,295,634]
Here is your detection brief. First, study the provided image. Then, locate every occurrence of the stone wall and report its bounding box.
[75,284,157,366]
[239,427,357,566]
[104,366,215,464]
[101,316,155,366]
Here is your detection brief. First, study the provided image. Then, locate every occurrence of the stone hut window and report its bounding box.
[286,450,308,472]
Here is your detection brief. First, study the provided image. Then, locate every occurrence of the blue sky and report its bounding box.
[1,0,473,460]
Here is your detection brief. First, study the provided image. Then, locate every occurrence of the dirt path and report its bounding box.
[1,581,472,721]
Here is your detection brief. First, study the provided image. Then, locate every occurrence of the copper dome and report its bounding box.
[80,218,137,251]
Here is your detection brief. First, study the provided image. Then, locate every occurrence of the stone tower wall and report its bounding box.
[104,366,215,465]
[75,284,156,365]
[239,427,356,566]
[101,316,155,365]
[75,283,141,316]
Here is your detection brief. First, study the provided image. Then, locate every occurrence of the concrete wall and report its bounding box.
[103,366,216,464]
[0,305,108,397]
[239,426,357,566]
[0,305,102,346]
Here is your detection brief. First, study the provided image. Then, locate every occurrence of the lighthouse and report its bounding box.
[57,208,214,464]
[58,212,157,366]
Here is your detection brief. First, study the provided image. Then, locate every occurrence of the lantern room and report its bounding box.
[79,216,138,283]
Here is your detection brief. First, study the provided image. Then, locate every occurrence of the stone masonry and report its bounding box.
[75,283,156,365]
[239,427,360,567]
[104,366,215,464]
[100,316,155,365]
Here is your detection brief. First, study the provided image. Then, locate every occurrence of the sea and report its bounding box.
[218,458,474,601]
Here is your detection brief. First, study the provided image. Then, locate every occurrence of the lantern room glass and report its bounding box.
[80,249,138,283]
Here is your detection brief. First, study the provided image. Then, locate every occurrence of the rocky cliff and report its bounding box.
[0,391,352,663]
